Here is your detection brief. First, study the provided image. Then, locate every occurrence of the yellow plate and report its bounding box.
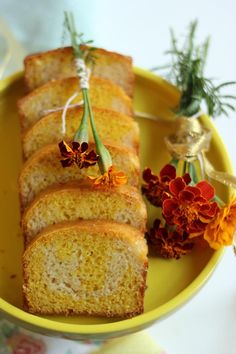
[0,68,232,340]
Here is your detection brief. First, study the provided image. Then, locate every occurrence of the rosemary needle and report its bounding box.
[153,20,236,118]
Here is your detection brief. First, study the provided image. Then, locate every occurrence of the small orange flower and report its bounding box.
[58,140,99,169]
[204,198,236,249]
[88,166,127,187]
[147,219,194,259]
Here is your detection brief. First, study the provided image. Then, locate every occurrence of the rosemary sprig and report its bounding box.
[153,20,236,118]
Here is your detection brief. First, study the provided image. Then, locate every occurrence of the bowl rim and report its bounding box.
[0,248,224,335]
[0,67,230,336]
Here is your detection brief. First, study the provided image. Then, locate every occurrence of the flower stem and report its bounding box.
[188,162,198,184]
[170,158,179,168]
[213,194,224,207]
[85,90,112,174]
[73,89,89,143]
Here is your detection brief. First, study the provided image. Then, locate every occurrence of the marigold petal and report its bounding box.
[60,158,73,167]
[143,168,159,183]
[87,152,98,161]
[147,220,194,259]
[163,198,178,216]
[188,219,206,234]
[113,174,128,186]
[196,180,215,200]
[183,173,191,185]
[198,203,211,212]
[58,140,74,157]
[203,198,236,249]
[173,215,185,228]
[160,164,176,181]
[85,150,99,163]
[169,177,186,196]
[193,195,208,204]
[198,214,213,223]
[204,228,231,250]
[88,173,108,185]
[179,189,195,202]
[80,141,89,152]
[72,141,81,151]
[88,166,127,187]
[204,202,219,217]
[185,185,201,196]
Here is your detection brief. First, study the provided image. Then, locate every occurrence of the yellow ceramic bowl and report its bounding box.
[0,68,232,340]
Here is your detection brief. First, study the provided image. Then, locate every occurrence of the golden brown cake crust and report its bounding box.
[24,46,135,97]
[21,105,139,159]
[24,46,133,66]
[21,181,147,244]
[18,76,133,131]
[25,219,147,254]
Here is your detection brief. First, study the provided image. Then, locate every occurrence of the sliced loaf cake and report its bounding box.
[22,106,139,159]
[23,220,148,317]
[22,183,147,245]
[19,143,140,209]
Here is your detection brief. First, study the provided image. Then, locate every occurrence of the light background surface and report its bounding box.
[1,1,236,353]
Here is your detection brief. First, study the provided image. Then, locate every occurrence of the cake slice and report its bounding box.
[18,76,133,131]
[24,46,134,97]
[19,143,140,209]
[22,182,147,245]
[22,106,139,159]
[22,220,148,317]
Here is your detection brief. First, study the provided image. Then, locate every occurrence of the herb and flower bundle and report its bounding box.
[58,12,127,187]
[143,21,236,259]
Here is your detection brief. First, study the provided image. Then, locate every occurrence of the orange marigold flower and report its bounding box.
[163,178,219,237]
[204,198,236,249]
[147,219,194,259]
[88,166,127,187]
[142,164,190,207]
[58,140,99,169]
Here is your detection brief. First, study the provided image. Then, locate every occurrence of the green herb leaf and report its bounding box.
[64,11,96,67]
[154,20,236,118]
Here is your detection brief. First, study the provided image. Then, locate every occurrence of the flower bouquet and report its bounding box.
[143,21,236,259]
[58,13,127,187]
